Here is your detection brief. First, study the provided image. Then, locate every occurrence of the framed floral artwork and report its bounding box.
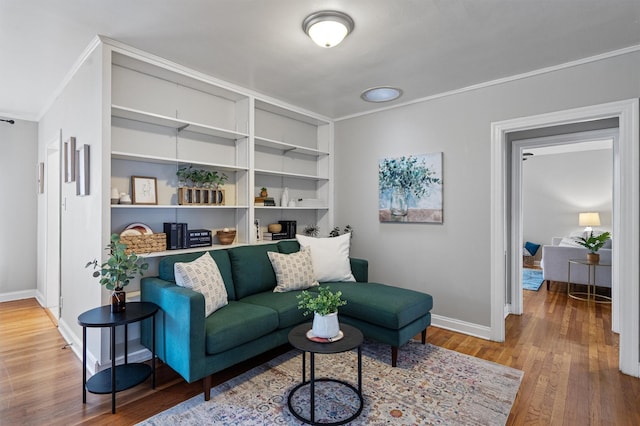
[378,152,443,223]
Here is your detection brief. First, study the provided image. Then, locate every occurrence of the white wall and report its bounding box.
[38,44,105,362]
[0,119,38,301]
[335,50,640,329]
[523,149,613,250]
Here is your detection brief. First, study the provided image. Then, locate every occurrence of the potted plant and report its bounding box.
[575,231,611,263]
[260,187,268,197]
[86,234,149,312]
[378,156,441,216]
[176,166,192,187]
[297,286,347,338]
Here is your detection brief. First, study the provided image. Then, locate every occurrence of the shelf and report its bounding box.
[140,243,245,258]
[111,204,248,209]
[254,206,329,210]
[86,363,151,394]
[112,105,248,140]
[254,169,329,181]
[112,152,249,172]
[255,136,329,157]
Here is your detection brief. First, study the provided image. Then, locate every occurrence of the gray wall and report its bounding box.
[0,119,38,299]
[334,50,639,328]
[523,149,613,251]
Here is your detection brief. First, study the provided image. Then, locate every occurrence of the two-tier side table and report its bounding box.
[77,301,158,414]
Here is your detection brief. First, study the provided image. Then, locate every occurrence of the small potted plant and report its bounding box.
[260,187,268,197]
[86,234,149,312]
[575,231,611,263]
[297,286,347,338]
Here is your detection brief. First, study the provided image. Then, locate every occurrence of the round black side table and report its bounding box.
[287,323,364,425]
[78,301,158,414]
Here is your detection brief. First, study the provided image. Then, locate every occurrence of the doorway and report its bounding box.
[490,99,639,377]
[512,129,617,328]
[45,133,61,321]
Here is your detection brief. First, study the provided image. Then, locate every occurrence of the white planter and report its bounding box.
[312,312,340,338]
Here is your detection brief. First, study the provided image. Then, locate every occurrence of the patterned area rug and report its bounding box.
[138,341,523,425]
[523,268,543,291]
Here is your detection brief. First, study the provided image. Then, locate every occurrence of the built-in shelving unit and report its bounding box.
[107,49,332,253]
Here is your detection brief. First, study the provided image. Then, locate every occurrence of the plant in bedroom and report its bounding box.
[297,286,347,338]
[575,231,611,263]
[86,233,149,312]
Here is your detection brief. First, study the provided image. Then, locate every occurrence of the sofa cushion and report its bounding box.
[296,233,355,282]
[174,252,228,316]
[277,240,300,254]
[268,246,319,292]
[158,249,236,300]
[319,282,433,329]
[204,301,278,355]
[240,291,308,329]
[228,244,279,299]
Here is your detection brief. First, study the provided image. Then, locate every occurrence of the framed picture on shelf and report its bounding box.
[131,176,158,205]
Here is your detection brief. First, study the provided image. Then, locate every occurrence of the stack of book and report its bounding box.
[254,197,276,206]
[164,223,213,249]
[262,232,288,241]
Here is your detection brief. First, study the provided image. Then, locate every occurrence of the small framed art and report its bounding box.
[131,176,158,205]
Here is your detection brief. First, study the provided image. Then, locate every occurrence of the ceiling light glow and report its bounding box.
[360,86,403,103]
[303,11,354,48]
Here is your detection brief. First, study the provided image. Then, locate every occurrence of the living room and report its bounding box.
[1,1,640,424]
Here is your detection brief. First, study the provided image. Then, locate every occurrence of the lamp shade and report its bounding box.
[578,212,601,227]
[303,11,354,48]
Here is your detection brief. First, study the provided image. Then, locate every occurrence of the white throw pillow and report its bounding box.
[558,237,583,248]
[268,246,319,292]
[174,252,228,316]
[296,233,356,282]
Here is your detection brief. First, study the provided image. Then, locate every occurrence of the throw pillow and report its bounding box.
[296,233,356,282]
[174,252,228,316]
[558,237,583,248]
[268,246,319,292]
[524,241,540,256]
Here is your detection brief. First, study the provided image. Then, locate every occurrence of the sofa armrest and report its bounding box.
[350,258,368,282]
[141,277,206,383]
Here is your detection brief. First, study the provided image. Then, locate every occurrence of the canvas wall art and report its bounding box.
[378,152,443,223]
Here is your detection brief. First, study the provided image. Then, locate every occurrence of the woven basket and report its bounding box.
[523,255,534,267]
[121,233,166,255]
[216,230,236,245]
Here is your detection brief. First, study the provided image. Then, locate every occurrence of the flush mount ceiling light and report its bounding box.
[302,11,354,48]
[360,86,403,103]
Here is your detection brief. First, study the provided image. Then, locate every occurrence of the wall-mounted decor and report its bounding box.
[64,136,76,183]
[378,152,443,223]
[76,144,90,196]
[131,176,158,205]
[37,162,44,194]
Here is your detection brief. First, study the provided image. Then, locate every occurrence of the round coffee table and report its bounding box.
[287,323,364,425]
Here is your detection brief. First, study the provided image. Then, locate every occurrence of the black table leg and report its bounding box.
[82,326,87,403]
[111,325,116,414]
[358,345,362,394]
[310,352,315,424]
[152,314,156,388]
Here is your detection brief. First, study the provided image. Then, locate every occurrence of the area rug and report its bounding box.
[523,268,543,291]
[137,340,523,425]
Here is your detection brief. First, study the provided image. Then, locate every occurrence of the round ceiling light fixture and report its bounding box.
[360,86,403,103]
[302,11,354,48]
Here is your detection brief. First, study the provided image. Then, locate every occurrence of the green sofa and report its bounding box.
[141,240,433,400]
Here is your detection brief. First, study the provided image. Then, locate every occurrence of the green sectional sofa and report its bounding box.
[141,240,433,400]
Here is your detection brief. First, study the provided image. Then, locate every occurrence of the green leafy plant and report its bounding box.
[575,231,611,253]
[378,156,441,198]
[297,286,347,316]
[86,234,149,290]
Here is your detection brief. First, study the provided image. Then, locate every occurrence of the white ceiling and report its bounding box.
[1,0,639,121]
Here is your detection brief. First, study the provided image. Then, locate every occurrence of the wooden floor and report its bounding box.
[1,283,639,425]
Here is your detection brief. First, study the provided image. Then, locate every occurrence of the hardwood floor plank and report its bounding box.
[1,284,640,425]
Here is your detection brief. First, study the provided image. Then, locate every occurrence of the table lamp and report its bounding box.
[579,212,601,233]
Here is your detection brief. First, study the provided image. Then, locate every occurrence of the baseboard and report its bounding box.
[430,314,492,340]
[57,317,93,372]
[0,289,37,303]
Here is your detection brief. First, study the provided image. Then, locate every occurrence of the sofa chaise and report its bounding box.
[141,239,433,400]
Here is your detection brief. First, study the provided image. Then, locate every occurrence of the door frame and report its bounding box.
[490,99,639,377]
[45,131,62,320]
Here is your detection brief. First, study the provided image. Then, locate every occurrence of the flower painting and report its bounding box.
[378,153,443,223]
